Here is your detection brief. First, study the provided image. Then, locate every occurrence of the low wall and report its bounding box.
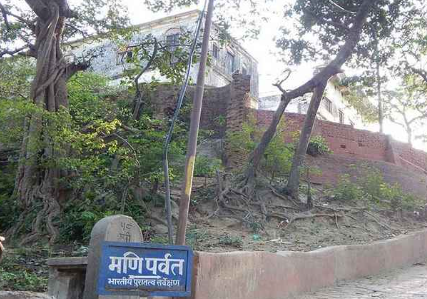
[256,110,427,175]
[306,155,427,199]
[191,229,427,299]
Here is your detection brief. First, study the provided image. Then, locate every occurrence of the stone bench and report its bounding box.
[47,257,87,299]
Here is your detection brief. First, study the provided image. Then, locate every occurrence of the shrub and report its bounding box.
[307,135,332,156]
[330,166,423,211]
[227,116,294,179]
[218,234,243,247]
[331,174,364,201]
[193,156,223,178]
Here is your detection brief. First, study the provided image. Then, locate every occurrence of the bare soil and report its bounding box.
[1,177,426,292]
[151,177,427,253]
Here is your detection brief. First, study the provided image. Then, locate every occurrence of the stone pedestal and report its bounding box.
[48,257,87,299]
[83,215,143,299]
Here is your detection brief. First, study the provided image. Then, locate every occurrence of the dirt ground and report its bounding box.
[174,180,427,253]
[1,177,426,292]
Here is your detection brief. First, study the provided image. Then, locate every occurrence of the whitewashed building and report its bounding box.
[68,10,259,99]
[259,74,363,128]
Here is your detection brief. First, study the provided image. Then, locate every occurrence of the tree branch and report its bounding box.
[303,8,350,31]
[65,61,90,80]
[273,69,291,94]
[0,2,10,30]
[0,46,29,58]
[284,0,376,100]
[328,0,357,15]
[410,67,427,84]
[24,0,50,20]
[0,1,36,28]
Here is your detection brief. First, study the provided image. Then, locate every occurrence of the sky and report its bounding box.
[118,0,425,149]
[7,0,426,150]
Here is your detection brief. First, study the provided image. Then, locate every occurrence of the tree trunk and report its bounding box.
[12,3,68,244]
[407,127,412,146]
[373,28,384,134]
[245,95,293,183]
[243,0,377,187]
[376,59,384,134]
[286,83,327,199]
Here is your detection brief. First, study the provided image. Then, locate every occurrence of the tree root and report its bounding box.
[364,211,396,231]
[269,186,302,208]
[284,213,344,229]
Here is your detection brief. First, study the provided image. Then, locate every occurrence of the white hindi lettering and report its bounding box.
[124,252,144,273]
[109,252,144,274]
[145,254,185,276]
[109,256,125,273]
[108,252,185,276]
[145,257,159,275]
[170,258,185,276]
[158,253,171,275]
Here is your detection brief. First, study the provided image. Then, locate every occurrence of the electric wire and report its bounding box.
[162,1,208,244]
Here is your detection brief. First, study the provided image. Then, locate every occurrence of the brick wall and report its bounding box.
[146,83,231,138]
[146,73,252,141]
[225,74,253,167]
[146,75,427,192]
[256,110,427,175]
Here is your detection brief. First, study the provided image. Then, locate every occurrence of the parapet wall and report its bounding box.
[256,110,427,175]
[146,73,252,140]
[191,229,427,299]
[147,76,427,189]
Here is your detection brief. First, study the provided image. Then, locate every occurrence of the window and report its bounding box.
[226,51,235,74]
[116,49,133,65]
[324,98,333,113]
[166,33,180,53]
[339,110,344,124]
[242,66,248,76]
[212,43,219,59]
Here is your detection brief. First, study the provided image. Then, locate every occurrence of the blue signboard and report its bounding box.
[98,242,193,297]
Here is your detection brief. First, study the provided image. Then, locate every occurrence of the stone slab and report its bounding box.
[47,257,88,268]
[0,292,53,299]
[83,215,143,299]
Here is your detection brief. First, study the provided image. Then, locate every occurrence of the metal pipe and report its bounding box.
[175,0,215,245]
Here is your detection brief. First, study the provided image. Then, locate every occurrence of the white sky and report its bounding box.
[120,0,425,149]
[8,0,427,150]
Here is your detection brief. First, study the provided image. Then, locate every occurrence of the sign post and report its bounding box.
[97,242,193,298]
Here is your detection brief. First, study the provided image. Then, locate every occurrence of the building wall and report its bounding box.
[68,10,259,98]
[145,73,252,140]
[258,78,362,128]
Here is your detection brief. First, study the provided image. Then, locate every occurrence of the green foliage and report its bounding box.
[330,166,423,211]
[227,117,294,179]
[0,252,47,292]
[118,32,200,87]
[358,167,385,202]
[331,174,364,201]
[218,234,243,247]
[307,135,332,156]
[193,156,222,178]
[0,70,188,241]
[50,73,188,242]
[0,57,34,100]
[215,115,226,127]
[185,227,210,249]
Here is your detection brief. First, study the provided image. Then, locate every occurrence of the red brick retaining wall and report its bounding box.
[256,110,427,175]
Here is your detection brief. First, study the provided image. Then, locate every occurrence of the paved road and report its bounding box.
[296,262,427,298]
